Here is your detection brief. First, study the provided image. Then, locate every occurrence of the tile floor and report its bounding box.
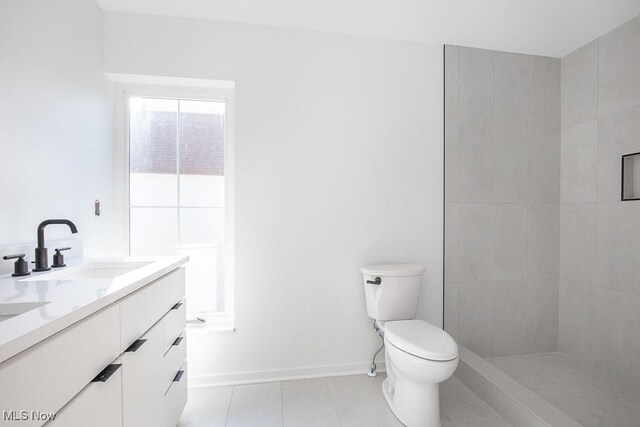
[179,374,510,426]
[487,352,640,427]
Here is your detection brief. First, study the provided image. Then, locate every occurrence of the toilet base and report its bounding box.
[382,378,442,427]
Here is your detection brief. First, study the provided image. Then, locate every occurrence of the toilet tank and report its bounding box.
[360,264,425,321]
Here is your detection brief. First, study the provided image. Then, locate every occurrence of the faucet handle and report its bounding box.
[3,253,25,260]
[52,247,71,268]
[2,253,31,277]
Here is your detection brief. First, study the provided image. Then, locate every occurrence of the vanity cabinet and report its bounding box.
[0,267,187,427]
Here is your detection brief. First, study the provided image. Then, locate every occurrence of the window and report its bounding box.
[117,83,235,328]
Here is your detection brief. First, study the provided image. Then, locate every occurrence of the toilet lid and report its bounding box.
[385,320,458,361]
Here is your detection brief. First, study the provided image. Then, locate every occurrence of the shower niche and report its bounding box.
[622,152,640,201]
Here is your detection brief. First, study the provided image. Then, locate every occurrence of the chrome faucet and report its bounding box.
[33,219,78,272]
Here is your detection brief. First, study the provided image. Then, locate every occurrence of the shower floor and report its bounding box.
[486,352,640,426]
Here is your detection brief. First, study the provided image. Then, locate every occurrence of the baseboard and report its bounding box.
[189,361,386,388]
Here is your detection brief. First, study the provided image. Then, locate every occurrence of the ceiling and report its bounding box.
[96,0,640,57]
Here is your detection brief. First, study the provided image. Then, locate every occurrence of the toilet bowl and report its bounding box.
[361,264,459,427]
[381,320,458,427]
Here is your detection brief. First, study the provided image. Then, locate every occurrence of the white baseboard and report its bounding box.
[189,361,386,388]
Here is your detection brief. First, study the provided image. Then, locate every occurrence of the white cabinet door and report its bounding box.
[121,320,164,427]
[45,363,123,427]
[164,362,188,427]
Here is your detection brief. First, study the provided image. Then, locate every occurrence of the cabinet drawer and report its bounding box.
[162,331,186,394]
[164,362,187,427]
[0,305,120,427]
[121,321,164,427]
[163,299,186,353]
[120,268,185,353]
[45,363,123,427]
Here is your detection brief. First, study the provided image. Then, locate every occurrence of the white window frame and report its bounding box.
[112,79,235,332]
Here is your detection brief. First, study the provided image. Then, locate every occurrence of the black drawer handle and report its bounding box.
[125,339,147,352]
[92,364,122,383]
[173,370,185,382]
[173,336,184,346]
[367,277,382,285]
[172,302,183,310]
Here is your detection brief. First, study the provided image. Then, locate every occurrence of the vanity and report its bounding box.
[0,257,188,426]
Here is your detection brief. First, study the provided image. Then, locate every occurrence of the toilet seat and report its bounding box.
[385,320,458,361]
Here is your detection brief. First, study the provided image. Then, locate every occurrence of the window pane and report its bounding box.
[179,100,225,176]
[180,175,225,207]
[130,97,178,206]
[179,208,224,246]
[130,173,178,207]
[130,207,178,253]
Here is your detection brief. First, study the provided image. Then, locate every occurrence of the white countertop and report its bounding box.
[0,257,188,364]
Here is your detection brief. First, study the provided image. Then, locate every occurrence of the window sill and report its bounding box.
[187,312,235,334]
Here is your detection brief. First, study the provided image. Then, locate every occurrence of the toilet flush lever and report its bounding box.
[367,277,382,285]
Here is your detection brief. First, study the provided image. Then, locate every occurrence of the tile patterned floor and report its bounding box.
[179,374,510,426]
[487,352,640,427]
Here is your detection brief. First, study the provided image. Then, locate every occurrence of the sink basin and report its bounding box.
[0,302,48,323]
[21,261,153,282]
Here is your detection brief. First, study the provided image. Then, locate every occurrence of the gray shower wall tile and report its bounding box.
[494,125,527,203]
[595,287,640,388]
[445,121,459,203]
[561,40,598,128]
[529,56,561,129]
[526,279,559,353]
[597,105,640,202]
[459,203,494,283]
[493,281,526,356]
[493,204,527,281]
[495,52,528,127]
[560,203,597,285]
[445,203,459,284]
[459,121,494,203]
[445,45,561,360]
[559,280,596,366]
[444,282,458,339]
[597,202,640,296]
[528,127,560,204]
[561,120,598,203]
[599,15,640,117]
[527,204,560,280]
[459,282,494,357]
[445,45,459,122]
[459,47,494,124]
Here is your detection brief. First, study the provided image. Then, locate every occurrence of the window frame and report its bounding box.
[113,82,235,332]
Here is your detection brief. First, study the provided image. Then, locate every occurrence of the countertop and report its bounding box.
[0,257,188,365]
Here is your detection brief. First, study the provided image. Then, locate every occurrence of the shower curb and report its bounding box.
[455,346,582,427]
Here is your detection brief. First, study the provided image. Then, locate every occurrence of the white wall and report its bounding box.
[105,12,444,384]
[0,0,114,256]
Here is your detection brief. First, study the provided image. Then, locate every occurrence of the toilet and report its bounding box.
[361,264,458,427]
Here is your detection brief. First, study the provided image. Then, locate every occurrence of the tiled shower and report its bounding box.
[445,14,640,426]
[444,44,561,357]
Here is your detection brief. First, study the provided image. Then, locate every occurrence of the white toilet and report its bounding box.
[361,264,458,427]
